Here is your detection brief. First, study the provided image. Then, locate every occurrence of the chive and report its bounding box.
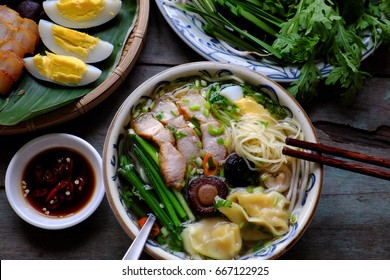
[128,133,159,168]
[172,189,196,222]
[210,105,231,127]
[118,155,182,242]
[132,144,186,226]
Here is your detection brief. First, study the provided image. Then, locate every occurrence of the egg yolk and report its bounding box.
[57,0,105,21]
[33,52,87,84]
[52,25,99,59]
[235,97,268,116]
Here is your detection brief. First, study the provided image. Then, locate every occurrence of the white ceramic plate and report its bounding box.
[156,0,376,82]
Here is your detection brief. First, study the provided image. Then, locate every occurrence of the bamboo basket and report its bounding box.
[0,0,150,135]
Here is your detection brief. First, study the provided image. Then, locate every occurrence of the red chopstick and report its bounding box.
[283,137,390,181]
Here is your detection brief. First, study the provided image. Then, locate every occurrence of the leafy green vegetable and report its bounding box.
[172,0,390,104]
[175,0,283,58]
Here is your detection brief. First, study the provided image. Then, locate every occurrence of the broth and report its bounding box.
[22,147,96,217]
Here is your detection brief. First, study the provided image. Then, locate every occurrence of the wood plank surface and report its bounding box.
[0,1,389,260]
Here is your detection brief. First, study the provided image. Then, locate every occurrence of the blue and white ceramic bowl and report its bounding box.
[103,62,323,259]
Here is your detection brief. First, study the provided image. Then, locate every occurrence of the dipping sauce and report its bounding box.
[22,147,96,217]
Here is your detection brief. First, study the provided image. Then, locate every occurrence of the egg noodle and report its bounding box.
[227,111,307,211]
[229,113,300,171]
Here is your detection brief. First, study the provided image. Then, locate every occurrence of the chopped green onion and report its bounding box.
[208,123,225,136]
[174,131,187,140]
[156,112,164,120]
[189,104,201,111]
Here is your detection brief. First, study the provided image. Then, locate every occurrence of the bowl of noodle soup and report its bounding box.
[103,61,323,260]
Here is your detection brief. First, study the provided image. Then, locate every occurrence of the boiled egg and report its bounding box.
[39,20,113,63]
[43,0,122,29]
[24,52,102,86]
[219,85,243,103]
[235,97,269,116]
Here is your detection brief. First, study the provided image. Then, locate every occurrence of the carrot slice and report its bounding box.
[138,217,160,237]
[202,153,219,176]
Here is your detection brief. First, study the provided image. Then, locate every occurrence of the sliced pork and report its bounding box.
[0,38,26,57]
[176,127,201,162]
[151,94,179,125]
[176,89,215,123]
[159,142,186,190]
[0,6,39,96]
[131,113,174,146]
[0,50,24,96]
[166,115,187,130]
[200,121,227,162]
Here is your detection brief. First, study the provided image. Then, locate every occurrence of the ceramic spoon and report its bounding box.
[122,214,156,260]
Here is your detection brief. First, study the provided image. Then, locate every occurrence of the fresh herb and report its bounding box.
[119,132,198,251]
[171,0,390,104]
[118,155,183,250]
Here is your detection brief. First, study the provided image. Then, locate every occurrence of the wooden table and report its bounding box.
[1,1,389,260]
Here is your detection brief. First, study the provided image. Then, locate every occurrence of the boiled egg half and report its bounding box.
[39,20,113,63]
[24,52,102,86]
[43,0,122,29]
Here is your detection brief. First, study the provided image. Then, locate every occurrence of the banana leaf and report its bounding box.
[0,0,138,126]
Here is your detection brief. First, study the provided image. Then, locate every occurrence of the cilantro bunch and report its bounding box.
[173,0,390,104]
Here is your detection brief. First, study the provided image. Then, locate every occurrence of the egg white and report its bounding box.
[24,56,102,87]
[39,20,113,63]
[220,85,243,103]
[43,0,122,29]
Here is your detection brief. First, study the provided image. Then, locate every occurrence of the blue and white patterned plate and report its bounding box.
[103,62,323,260]
[156,0,377,82]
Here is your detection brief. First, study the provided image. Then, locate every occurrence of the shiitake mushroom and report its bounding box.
[224,153,258,187]
[188,176,228,217]
[17,1,44,22]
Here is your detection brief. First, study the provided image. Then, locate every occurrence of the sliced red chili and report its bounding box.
[45,180,69,203]
[47,193,65,210]
[202,153,219,176]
